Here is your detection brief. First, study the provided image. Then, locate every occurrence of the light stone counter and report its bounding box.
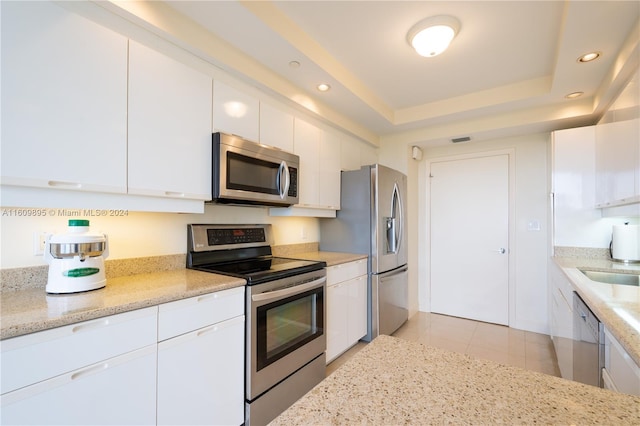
[0,248,363,341]
[272,335,640,425]
[554,257,640,366]
[0,269,244,340]
[287,251,367,267]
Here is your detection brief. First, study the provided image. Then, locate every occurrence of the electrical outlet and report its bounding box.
[33,232,48,256]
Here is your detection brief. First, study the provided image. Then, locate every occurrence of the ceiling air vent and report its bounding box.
[451,136,471,143]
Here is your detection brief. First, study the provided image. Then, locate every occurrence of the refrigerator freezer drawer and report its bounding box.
[371,266,408,339]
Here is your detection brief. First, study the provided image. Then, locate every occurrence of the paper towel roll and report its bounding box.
[611,224,640,262]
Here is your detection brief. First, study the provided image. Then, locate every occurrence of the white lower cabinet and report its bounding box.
[1,346,157,425]
[547,260,574,380]
[156,287,245,425]
[1,307,158,425]
[603,326,640,396]
[326,260,367,363]
[1,287,246,425]
[157,316,244,425]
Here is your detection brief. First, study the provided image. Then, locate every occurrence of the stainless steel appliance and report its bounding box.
[186,224,326,426]
[211,132,299,207]
[573,292,604,387]
[320,164,408,341]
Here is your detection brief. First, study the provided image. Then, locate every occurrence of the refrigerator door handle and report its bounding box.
[386,183,403,254]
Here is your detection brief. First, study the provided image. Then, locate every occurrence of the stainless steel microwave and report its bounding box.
[211,132,299,207]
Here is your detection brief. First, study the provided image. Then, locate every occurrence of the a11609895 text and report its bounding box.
[1,208,129,217]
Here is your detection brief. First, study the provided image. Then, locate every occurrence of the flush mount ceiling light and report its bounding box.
[565,91,584,99]
[317,83,331,92]
[407,15,460,57]
[577,52,601,63]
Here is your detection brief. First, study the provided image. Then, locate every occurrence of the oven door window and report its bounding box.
[256,287,324,371]
[227,152,279,195]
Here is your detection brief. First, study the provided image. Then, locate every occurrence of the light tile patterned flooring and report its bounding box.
[327,311,561,377]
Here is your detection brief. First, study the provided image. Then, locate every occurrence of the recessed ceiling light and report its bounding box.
[289,60,301,69]
[317,83,331,92]
[407,15,460,57]
[565,91,584,99]
[577,52,601,63]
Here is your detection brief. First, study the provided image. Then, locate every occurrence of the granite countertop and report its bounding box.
[0,269,245,340]
[553,257,640,366]
[0,250,363,340]
[271,335,640,425]
[291,251,367,267]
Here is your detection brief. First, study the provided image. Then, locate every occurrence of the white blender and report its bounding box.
[45,219,109,294]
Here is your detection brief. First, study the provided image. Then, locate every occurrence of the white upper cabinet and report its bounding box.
[128,41,212,201]
[213,80,259,142]
[319,131,341,209]
[270,118,342,215]
[595,118,640,207]
[260,103,294,152]
[341,135,379,171]
[293,118,321,207]
[1,1,128,194]
[341,136,362,171]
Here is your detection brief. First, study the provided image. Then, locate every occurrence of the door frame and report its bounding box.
[419,148,516,326]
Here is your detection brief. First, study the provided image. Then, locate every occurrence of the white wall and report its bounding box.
[0,205,319,268]
[382,133,550,334]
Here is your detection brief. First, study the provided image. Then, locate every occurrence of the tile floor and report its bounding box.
[327,311,561,377]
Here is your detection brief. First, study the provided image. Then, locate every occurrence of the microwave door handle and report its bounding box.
[279,161,290,199]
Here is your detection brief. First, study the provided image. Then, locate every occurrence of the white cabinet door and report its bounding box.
[341,135,362,171]
[158,286,244,341]
[348,275,368,343]
[0,1,128,194]
[213,80,259,141]
[294,118,321,207]
[260,103,294,152]
[326,260,368,363]
[319,131,342,209]
[547,261,573,380]
[157,315,245,425]
[595,119,640,207]
[326,282,349,363]
[128,41,212,201]
[604,326,640,396]
[1,346,157,425]
[1,307,158,394]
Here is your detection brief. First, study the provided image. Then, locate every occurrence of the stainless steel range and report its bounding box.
[187,224,326,426]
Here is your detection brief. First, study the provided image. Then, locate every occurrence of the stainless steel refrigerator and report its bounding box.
[320,164,408,341]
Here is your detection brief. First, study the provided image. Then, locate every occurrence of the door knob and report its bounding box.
[493,248,506,254]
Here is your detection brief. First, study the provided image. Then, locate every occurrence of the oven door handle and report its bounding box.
[251,276,326,303]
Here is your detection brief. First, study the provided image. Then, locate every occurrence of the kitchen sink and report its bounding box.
[579,269,640,286]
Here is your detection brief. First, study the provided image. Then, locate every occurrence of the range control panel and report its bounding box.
[188,224,273,252]
[206,227,266,246]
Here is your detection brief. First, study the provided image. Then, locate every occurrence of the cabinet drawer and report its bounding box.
[1,306,157,394]
[327,259,367,285]
[1,345,157,425]
[158,286,244,341]
[604,326,640,396]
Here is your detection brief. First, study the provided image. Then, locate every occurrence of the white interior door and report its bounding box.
[430,154,509,325]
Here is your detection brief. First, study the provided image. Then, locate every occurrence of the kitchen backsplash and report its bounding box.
[0,242,320,293]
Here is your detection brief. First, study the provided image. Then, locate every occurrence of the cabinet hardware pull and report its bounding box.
[197,293,219,302]
[48,180,82,189]
[72,319,110,333]
[197,326,219,337]
[71,363,109,380]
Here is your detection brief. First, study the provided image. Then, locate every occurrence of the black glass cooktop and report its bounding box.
[192,256,325,285]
